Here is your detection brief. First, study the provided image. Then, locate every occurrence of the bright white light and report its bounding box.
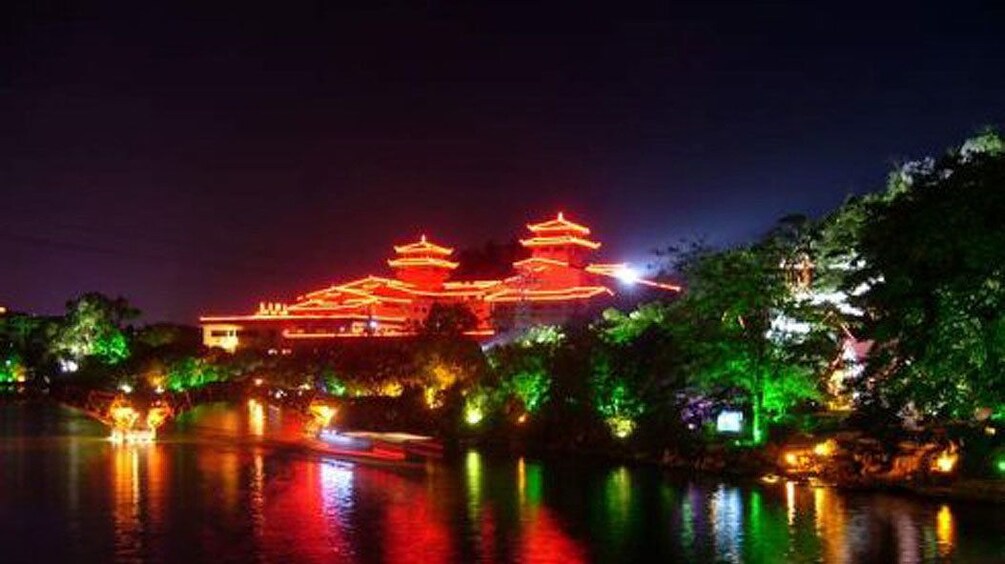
[59,359,79,373]
[615,266,640,285]
[119,383,133,394]
[716,410,743,433]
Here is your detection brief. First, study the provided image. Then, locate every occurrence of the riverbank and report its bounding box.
[461,434,1005,505]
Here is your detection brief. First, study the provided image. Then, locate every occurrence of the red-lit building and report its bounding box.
[200,213,679,350]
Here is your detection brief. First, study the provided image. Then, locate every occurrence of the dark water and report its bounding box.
[0,402,1002,563]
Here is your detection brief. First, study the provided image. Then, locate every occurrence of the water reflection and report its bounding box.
[247,399,265,436]
[249,450,265,540]
[813,485,849,563]
[710,485,743,561]
[0,403,999,563]
[605,466,632,532]
[935,504,955,558]
[111,445,142,559]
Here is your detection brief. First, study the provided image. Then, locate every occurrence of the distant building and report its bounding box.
[200,212,679,351]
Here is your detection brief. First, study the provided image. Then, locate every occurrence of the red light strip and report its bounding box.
[200,313,408,322]
[484,286,613,302]
[392,235,454,256]
[520,235,601,249]
[526,212,592,235]
[387,257,460,269]
[513,257,570,268]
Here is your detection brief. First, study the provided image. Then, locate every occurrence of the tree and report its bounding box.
[0,312,57,369]
[420,303,479,337]
[51,293,139,366]
[671,228,832,444]
[851,130,1005,421]
[490,341,553,414]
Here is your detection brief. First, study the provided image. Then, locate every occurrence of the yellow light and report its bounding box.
[813,439,837,457]
[423,387,443,409]
[933,448,958,474]
[145,406,171,432]
[247,399,265,436]
[309,402,337,429]
[936,505,955,556]
[517,413,528,424]
[109,402,139,432]
[219,335,238,353]
[377,381,403,397]
[464,405,484,426]
[606,416,636,439]
[784,452,799,466]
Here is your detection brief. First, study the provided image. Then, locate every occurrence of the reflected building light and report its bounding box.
[785,481,796,527]
[517,458,526,503]
[935,505,955,558]
[813,486,848,563]
[894,509,921,564]
[248,399,265,436]
[605,467,632,533]
[465,451,483,520]
[680,489,696,551]
[112,445,143,557]
[145,445,166,533]
[250,451,265,539]
[320,460,355,523]
[709,485,743,562]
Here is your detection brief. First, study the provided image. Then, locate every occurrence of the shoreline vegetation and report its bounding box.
[2,130,1004,503]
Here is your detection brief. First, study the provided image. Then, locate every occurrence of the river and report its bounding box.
[0,401,1001,563]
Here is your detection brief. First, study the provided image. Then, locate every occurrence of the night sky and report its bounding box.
[2,1,1003,322]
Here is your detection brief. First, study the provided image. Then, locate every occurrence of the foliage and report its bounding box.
[165,357,229,391]
[0,353,27,384]
[596,303,668,345]
[515,325,565,347]
[420,303,479,336]
[0,313,57,369]
[491,344,552,413]
[50,293,138,365]
[589,349,644,425]
[851,131,1005,420]
[670,230,831,443]
[463,387,491,425]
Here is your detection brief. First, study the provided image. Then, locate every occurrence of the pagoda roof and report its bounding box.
[484,285,613,303]
[513,256,569,268]
[387,256,459,269]
[520,235,601,250]
[393,235,454,256]
[526,212,591,235]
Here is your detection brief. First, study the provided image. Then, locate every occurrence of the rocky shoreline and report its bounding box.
[464,434,1005,505]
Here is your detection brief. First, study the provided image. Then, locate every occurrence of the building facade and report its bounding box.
[200,212,678,350]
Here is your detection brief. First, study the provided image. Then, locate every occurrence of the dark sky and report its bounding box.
[2,1,1003,323]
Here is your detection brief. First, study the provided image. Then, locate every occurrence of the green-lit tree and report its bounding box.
[0,312,57,370]
[851,130,1005,421]
[490,339,554,415]
[671,226,832,444]
[50,293,139,366]
[164,356,230,391]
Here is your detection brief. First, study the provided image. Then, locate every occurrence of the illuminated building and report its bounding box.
[200,212,679,350]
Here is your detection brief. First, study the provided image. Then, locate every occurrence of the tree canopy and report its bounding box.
[851,131,1005,421]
